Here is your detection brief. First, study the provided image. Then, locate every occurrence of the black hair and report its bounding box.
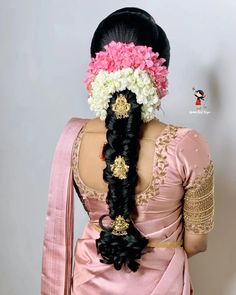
[195,89,205,96]
[91,7,170,68]
[91,7,170,272]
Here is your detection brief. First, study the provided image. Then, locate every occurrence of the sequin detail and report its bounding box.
[183,159,215,234]
[71,124,179,206]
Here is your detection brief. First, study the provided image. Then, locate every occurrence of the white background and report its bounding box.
[0,0,235,294]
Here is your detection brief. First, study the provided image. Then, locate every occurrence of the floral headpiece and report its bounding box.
[84,41,168,122]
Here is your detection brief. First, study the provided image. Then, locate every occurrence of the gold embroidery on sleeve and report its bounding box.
[183,160,215,234]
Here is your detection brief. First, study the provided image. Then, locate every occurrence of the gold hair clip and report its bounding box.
[110,155,129,179]
[112,94,131,119]
[111,215,130,236]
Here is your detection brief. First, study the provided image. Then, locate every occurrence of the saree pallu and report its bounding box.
[41,118,87,295]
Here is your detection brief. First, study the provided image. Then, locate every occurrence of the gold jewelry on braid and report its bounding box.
[111,215,130,236]
[112,94,131,119]
[110,155,129,179]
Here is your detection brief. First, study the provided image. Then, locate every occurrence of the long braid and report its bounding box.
[89,6,170,272]
[95,89,149,272]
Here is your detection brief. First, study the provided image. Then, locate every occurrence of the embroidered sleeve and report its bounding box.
[176,129,215,234]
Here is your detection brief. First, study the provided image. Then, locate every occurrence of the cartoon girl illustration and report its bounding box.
[192,87,206,110]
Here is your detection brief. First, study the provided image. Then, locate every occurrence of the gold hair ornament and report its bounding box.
[110,155,129,179]
[112,94,131,119]
[111,215,130,236]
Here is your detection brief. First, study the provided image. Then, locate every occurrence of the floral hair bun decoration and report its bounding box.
[84,41,168,122]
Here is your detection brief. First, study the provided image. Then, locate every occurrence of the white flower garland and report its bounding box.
[87,68,161,122]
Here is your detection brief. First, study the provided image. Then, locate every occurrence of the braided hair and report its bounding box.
[90,7,170,272]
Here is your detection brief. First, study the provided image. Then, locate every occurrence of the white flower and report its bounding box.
[87,67,161,122]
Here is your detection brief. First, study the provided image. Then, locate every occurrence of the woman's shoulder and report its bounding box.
[74,117,208,146]
[173,125,212,170]
[158,122,211,153]
[147,120,191,142]
[172,124,209,146]
[81,117,106,133]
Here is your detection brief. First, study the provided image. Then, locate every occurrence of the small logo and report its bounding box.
[189,87,211,115]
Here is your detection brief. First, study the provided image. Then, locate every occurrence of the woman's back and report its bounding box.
[72,117,169,195]
[70,117,214,294]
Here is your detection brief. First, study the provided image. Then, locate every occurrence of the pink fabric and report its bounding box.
[41,117,89,295]
[41,118,212,295]
[71,126,213,295]
[71,224,192,295]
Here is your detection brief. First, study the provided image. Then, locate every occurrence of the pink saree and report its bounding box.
[41,118,88,295]
[41,117,214,295]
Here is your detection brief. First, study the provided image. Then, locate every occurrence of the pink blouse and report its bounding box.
[71,122,215,295]
[41,118,215,295]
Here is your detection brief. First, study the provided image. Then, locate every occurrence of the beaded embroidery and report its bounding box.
[71,124,179,206]
[183,159,215,234]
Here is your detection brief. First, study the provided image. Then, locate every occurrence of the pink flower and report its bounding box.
[85,40,168,99]
[146,60,154,67]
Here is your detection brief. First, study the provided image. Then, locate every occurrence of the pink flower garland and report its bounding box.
[84,41,169,99]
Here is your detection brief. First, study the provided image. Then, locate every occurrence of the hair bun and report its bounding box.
[109,7,156,24]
